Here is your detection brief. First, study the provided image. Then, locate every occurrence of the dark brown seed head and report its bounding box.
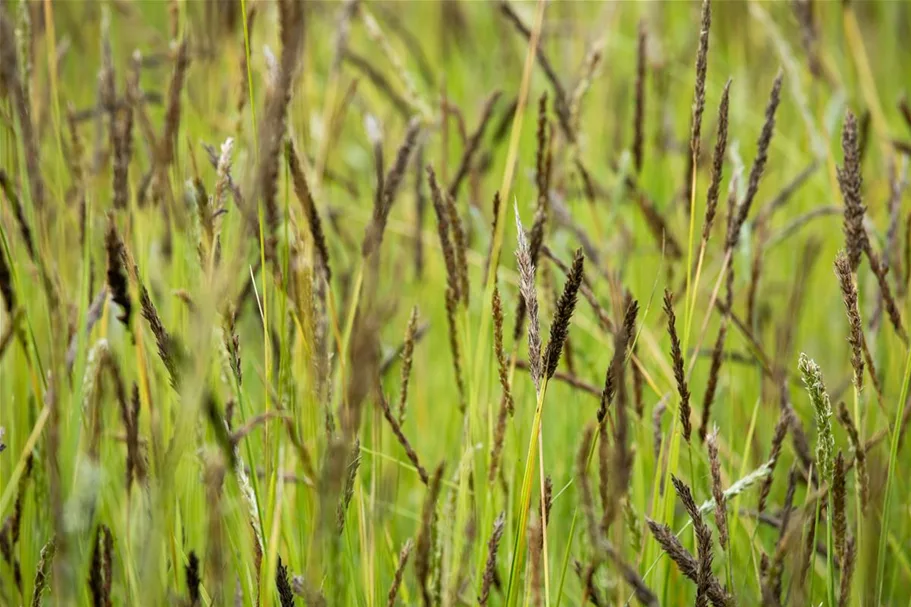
[140,282,185,389]
[448,90,501,200]
[707,429,728,551]
[543,249,584,380]
[833,450,847,561]
[671,475,714,606]
[363,118,422,258]
[646,518,698,580]
[0,242,15,314]
[444,285,466,410]
[336,437,362,533]
[386,539,413,607]
[87,530,102,607]
[415,462,445,607]
[664,289,691,442]
[646,515,730,607]
[444,190,470,304]
[286,140,332,281]
[699,320,728,443]
[839,536,856,607]
[633,20,647,174]
[690,0,712,163]
[838,111,867,272]
[492,285,513,415]
[0,8,45,213]
[728,71,783,252]
[160,36,190,170]
[535,93,549,198]
[249,1,305,254]
[834,251,864,391]
[276,556,295,607]
[105,217,132,329]
[758,406,790,514]
[378,391,428,485]
[479,512,506,606]
[599,298,638,423]
[0,170,36,261]
[427,166,461,299]
[702,79,731,244]
[112,115,134,211]
[186,551,201,606]
[397,306,419,425]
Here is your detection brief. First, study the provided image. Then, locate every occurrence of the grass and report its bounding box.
[2,1,911,605]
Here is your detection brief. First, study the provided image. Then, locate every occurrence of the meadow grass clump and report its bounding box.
[3,2,911,606]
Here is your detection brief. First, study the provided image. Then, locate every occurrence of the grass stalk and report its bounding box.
[875,343,911,603]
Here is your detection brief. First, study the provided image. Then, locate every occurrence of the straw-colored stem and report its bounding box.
[506,376,550,607]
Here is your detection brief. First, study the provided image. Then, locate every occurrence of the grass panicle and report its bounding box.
[363,118,422,258]
[112,61,135,211]
[513,94,551,342]
[397,306,419,425]
[185,551,201,606]
[699,318,727,443]
[443,189,470,305]
[414,142,427,278]
[600,297,638,422]
[664,289,692,442]
[864,244,908,343]
[31,538,55,607]
[701,79,731,245]
[0,169,36,260]
[427,166,461,298]
[727,71,783,252]
[758,407,790,514]
[834,251,864,391]
[490,285,513,484]
[378,391,428,485]
[250,0,304,250]
[798,353,835,483]
[515,204,542,393]
[832,450,847,561]
[387,538,413,607]
[688,0,712,172]
[838,537,856,607]
[160,35,190,174]
[707,429,728,551]
[105,216,132,329]
[645,517,728,606]
[671,475,714,606]
[0,242,15,314]
[336,437,361,533]
[449,90,501,200]
[837,111,867,273]
[0,6,45,212]
[287,140,332,281]
[415,462,445,607]
[479,512,506,606]
[542,248,584,380]
[633,20,647,174]
[493,284,513,416]
[276,556,295,607]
